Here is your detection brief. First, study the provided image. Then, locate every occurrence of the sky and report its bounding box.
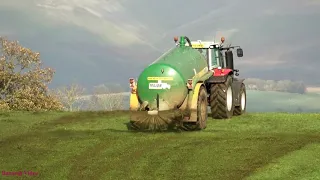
[0,0,320,90]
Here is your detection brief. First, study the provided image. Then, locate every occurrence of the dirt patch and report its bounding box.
[227,134,320,179]
[64,131,320,180]
[29,111,130,129]
[0,111,130,150]
[0,111,11,117]
[67,135,182,180]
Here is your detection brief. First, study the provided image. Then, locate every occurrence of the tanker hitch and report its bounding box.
[147,93,160,115]
[147,110,159,115]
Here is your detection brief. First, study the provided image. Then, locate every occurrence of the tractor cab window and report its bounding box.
[211,49,218,68]
[198,48,209,61]
[218,50,225,68]
[210,48,225,69]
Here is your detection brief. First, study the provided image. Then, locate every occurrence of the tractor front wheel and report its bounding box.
[209,76,235,119]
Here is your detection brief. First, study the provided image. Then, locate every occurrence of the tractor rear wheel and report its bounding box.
[209,76,235,119]
[234,83,246,116]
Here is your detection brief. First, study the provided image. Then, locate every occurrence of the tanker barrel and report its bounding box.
[225,50,234,70]
[129,40,208,131]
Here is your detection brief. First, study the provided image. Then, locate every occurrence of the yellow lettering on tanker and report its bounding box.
[147,77,173,81]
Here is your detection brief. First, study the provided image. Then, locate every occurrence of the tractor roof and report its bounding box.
[185,40,221,48]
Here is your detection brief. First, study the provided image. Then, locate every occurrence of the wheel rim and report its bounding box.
[241,92,246,111]
[227,87,233,111]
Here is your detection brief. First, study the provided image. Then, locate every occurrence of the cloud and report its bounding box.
[33,0,165,53]
[236,42,310,67]
[1,0,320,87]
[35,0,138,44]
[305,0,320,6]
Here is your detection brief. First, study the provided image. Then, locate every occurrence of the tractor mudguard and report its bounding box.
[205,69,233,83]
[232,78,245,106]
[188,82,204,122]
[206,75,227,83]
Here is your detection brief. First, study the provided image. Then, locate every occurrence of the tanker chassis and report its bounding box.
[128,36,246,131]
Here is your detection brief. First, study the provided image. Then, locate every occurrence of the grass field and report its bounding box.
[1,111,320,180]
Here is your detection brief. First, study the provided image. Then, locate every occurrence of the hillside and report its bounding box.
[247,90,320,112]
[78,90,320,112]
[1,111,320,179]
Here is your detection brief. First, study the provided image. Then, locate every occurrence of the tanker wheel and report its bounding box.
[183,86,208,130]
[209,76,235,119]
[234,83,246,116]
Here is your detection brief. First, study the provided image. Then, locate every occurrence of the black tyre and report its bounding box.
[234,83,246,116]
[183,86,208,130]
[209,76,235,119]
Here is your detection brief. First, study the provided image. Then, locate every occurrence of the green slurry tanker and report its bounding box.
[129,36,246,131]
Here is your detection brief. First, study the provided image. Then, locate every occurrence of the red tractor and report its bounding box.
[183,37,247,119]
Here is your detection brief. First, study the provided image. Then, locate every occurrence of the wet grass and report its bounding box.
[1,111,320,180]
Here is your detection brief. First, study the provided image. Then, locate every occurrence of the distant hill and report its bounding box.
[75,90,320,113]
[247,90,320,112]
[306,87,320,94]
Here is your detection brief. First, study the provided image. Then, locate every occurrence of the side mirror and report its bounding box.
[237,48,243,57]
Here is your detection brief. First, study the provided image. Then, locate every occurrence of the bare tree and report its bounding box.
[53,83,85,111]
[88,84,125,111]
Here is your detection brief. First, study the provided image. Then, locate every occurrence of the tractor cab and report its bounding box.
[187,40,223,71]
[183,37,243,73]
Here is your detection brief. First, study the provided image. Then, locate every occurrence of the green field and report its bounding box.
[1,111,320,180]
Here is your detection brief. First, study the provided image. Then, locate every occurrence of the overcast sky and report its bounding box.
[1,0,320,88]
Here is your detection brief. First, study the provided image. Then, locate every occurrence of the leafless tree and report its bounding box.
[52,83,85,111]
[88,84,125,111]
